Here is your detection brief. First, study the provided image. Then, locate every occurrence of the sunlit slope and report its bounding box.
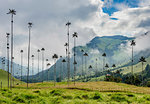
[116,56,150,74]
[0,69,22,87]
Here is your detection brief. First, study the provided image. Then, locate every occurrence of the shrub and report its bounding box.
[50,90,62,96]
[111,94,128,102]
[144,95,150,101]
[127,94,135,97]
[33,90,40,93]
[93,92,102,100]
[82,94,89,99]
[74,95,82,99]
[62,95,73,99]
[21,94,37,100]
[13,96,25,103]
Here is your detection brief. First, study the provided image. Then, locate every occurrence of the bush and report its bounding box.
[144,95,150,101]
[127,94,135,97]
[111,94,128,102]
[50,90,62,96]
[13,96,25,103]
[74,95,81,99]
[21,94,37,100]
[82,94,89,99]
[62,95,73,99]
[33,90,40,93]
[93,92,102,100]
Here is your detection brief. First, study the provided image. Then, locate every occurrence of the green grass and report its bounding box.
[0,69,23,88]
[0,81,150,103]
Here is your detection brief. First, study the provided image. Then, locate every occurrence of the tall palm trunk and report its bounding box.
[7,11,16,89]
[10,14,14,89]
[37,50,40,81]
[6,33,10,88]
[96,59,97,81]
[84,56,86,81]
[41,50,44,83]
[27,23,32,88]
[32,55,34,83]
[20,50,23,84]
[62,62,64,80]
[73,36,77,85]
[66,22,71,87]
[103,57,105,71]
[142,62,144,86]
[54,60,56,86]
[81,50,84,82]
[131,46,133,75]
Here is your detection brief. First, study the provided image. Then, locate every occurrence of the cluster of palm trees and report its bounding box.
[1,9,148,89]
[5,9,49,89]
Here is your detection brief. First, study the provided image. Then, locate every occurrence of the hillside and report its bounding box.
[28,35,135,82]
[0,69,22,88]
[1,81,150,103]
[113,56,150,75]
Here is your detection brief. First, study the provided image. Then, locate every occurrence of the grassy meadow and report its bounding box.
[1,81,150,104]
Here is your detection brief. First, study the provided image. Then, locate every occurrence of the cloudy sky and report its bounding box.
[0,0,150,68]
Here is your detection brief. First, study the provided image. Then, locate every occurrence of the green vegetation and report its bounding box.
[0,81,150,103]
[0,69,22,87]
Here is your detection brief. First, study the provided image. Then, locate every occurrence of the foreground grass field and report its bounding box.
[1,81,150,104]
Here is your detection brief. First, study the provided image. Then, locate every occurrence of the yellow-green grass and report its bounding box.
[0,81,150,104]
[18,81,150,94]
[0,69,23,88]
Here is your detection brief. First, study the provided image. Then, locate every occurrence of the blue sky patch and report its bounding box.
[110,18,118,20]
[102,0,140,16]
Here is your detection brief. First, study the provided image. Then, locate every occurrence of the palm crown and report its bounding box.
[7,9,16,15]
[131,40,136,46]
[139,56,146,62]
[102,53,106,57]
[73,32,78,38]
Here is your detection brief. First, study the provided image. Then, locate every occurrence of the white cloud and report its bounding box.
[0,0,150,70]
[138,0,150,7]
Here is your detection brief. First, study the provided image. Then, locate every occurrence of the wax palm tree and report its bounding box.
[41,48,45,82]
[37,49,40,80]
[112,64,116,78]
[59,56,62,82]
[81,49,84,81]
[95,58,98,81]
[102,53,106,71]
[62,59,66,80]
[83,52,88,81]
[139,56,146,86]
[52,54,58,86]
[64,43,68,58]
[20,50,23,84]
[12,57,14,87]
[73,60,77,85]
[88,65,92,80]
[31,55,34,83]
[7,9,16,89]
[105,63,109,70]
[6,33,10,88]
[47,63,51,81]
[72,32,78,85]
[66,21,71,86]
[112,64,116,68]
[46,59,49,81]
[27,22,32,88]
[131,40,136,75]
